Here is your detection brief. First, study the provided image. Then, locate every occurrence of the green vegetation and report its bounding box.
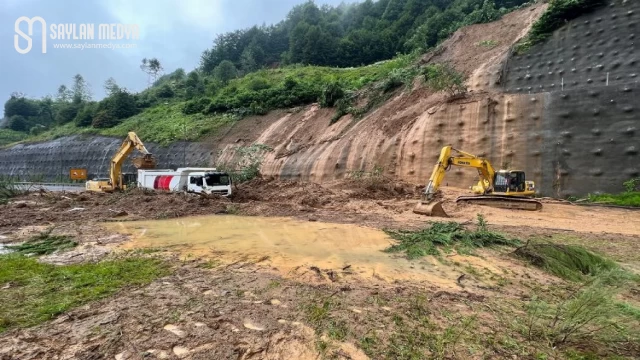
[422,63,468,97]
[220,143,273,184]
[0,129,27,147]
[201,0,531,71]
[0,254,168,332]
[515,0,607,53]
[0,180,22,205]
[478,39,498,48]
[384,215,518,259]
[585,178,640,207]
[587,192,640,207]
[304,298,349,343]
[522,269,639,348]
[3,0,535,146]
[514,241,619,281]
[7,231,77,256]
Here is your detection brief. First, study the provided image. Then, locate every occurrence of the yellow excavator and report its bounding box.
[86,132,157,192]
[414,146,542,217]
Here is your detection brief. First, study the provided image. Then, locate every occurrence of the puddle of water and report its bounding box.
[0,243,13,255]
[106,215,461,286]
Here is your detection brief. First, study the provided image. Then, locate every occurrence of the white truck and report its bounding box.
[137,168,233,196]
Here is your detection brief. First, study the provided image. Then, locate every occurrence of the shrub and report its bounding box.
[91,110,118,128]
[247,77,271,91]
[6,115,28,132]
[283,76,298,90]
[0,180,23,204]
[623,178,640,193]
[381,68,414,93]
[182,97,211,115]
[515,0,607,53]
[74,103,97,127]
[7,231,77,256]
[156,84,175,98]
[55,103,80,125]
[522,269,637,347]
[330,97,352,124]
[221,144,272,184]
[423,63,467,98]
[320,81,345,108]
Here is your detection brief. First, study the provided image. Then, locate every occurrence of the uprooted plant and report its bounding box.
[384,214,518,259]
[513,241,618,281]
[7,228,78,256]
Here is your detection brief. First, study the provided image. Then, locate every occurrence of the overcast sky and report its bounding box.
[0,0,346,115]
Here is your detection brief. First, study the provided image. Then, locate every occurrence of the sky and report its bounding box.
[0,0,346,116]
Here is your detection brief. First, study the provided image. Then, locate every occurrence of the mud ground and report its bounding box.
[1,178,639,360]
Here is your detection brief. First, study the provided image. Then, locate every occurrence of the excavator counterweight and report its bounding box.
[414,146,542,216]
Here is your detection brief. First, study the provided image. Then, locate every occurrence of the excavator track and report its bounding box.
[455,196,542,211]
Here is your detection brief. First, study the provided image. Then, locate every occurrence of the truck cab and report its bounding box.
[187,171,232,196]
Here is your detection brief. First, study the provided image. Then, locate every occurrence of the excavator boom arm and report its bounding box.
[109,132,155,189]
[423,146,496,200]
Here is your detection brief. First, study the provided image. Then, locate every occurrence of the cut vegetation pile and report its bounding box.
[384,215,518,259]
[7,231,77,256]
[514,241,619,281]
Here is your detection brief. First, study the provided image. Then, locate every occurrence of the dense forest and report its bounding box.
[200,0,531,71]
[2,0,533,143]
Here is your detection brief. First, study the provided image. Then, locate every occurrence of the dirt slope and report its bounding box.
[212,4,548,191]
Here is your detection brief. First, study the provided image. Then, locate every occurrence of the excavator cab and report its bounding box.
[491,170,534,197]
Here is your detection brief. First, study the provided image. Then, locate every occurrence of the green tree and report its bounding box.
[4,96,39,118]
[71,74,92,103]
[55,103,80,125]
[103,77,120,96]
[140,58,163,87]
[7,115,28,132]
[214,60,238,84]
[240,47,258,73]
[98,89,138,120]
[56,85,72,102]
[74,102,97,127]
[91,110,117,128]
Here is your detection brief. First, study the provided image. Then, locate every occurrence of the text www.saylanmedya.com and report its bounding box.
[52,42,138,50]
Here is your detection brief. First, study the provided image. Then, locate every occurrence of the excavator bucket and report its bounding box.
[132,154,157,169]
[413,200,449,217]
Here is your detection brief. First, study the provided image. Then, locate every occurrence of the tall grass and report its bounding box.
[522,269,639,347]
[0,254,169,332]
[587,192,640,207]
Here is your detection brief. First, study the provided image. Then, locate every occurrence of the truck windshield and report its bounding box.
[204,173,230,186]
